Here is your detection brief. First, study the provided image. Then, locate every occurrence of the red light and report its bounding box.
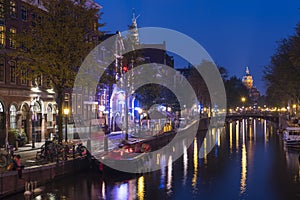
[122,66,128,72]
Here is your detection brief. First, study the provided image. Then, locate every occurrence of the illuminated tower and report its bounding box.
[128,9,140,47]
[242,67,253,89]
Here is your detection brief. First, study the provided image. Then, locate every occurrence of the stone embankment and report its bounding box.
[0,157,90,198]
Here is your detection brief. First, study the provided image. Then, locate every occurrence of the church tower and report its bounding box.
[128,9,140,47]
[242,67,253,89]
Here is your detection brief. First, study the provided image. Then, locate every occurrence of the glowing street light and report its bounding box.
[241,97,246,113]
[63,108,70,142]
[241,97,246,104]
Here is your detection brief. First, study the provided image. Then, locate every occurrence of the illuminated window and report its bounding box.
[9,27,16,48]
[10,60,16,83]
[0,58,4,82]
[21,6,27,21]
[47,104,53,127]
[0,25,5,47]
[9,0,16,18]
[10,105,16,129]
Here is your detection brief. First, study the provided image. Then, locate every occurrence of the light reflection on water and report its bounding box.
[192,138,198,190]
[5,119,300,200]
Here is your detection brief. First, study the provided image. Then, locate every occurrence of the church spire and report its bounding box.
[242,66,253,89]
[245,66,250,75]
[129,8,140,46]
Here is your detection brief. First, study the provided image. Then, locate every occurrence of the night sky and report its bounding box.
[97,0,300,94]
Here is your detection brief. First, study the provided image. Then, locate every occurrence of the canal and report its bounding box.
[5,118,300,200]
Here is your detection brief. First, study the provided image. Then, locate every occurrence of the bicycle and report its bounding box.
[0,145,14,168]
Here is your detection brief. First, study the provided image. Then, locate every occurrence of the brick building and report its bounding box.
[0,0,101,146]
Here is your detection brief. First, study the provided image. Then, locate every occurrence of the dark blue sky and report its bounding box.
[97,0,300,94]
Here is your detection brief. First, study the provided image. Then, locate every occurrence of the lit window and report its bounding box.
[0,58,4,82]
[10,60,16,83]
[9,27,16,48]
[47,104,53,127]
[10,105,16,129]
[0,25,5,47]
[9,0,16,18]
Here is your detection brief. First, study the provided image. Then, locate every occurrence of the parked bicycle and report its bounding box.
[0,145,14,168]
[36,140,65,162]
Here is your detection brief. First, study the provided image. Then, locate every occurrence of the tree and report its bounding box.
[263,23,300,107]
[224,76,248,108]
[12,0,102,141]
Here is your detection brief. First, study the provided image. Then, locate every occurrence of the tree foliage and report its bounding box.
[224,76,248,108]
[12,0,102,141]
[263,23,300,107]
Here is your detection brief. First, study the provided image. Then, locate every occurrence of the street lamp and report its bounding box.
[31,102,36,149]
[241,97,246,115]
[63,108,70,143]
[293,104,297,117]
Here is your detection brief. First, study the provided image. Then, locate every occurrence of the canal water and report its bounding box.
[5,118,300,200]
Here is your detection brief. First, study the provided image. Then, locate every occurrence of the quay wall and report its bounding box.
[0,157,90,198]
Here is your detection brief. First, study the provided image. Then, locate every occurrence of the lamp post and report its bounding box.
[241,97,246,114]
[63,108,70,143]
[31,102,36,149]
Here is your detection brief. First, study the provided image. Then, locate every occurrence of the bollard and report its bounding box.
[73,145,75,158]
[104,135,108,152]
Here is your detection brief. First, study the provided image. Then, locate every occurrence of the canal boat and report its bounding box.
[95,119,200,177]
[283,126,300,149]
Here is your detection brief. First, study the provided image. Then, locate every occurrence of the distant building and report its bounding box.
[100,11,175,131]
[242,67,253,89]
[242,67,260,103]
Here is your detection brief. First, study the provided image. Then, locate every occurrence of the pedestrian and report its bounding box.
[13,154,22,178]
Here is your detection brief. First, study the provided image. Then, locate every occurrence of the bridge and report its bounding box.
[226,111,280,123]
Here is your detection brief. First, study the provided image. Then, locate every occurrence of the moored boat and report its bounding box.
[283,126,300,149]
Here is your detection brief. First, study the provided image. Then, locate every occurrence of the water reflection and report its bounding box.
[229,122,233,152]
[192,138,198,190]
[183,142,188,185]
[236,120,239,150]
[6,119,300,200]
[167,156,173,194]
[137,176,144,200]
[240,144,247,194]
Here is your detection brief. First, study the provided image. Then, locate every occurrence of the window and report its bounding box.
[21,6,27,21]
[9,0,16,18]
[72,94,76,114]
[10,105,16,129]
[10,60,16,83]
[21,67,27,85]
[36,74,42,86]
[47,104,53,127]
[0,25,5,47]
[0,101,4,129]
[64,93,70,104]
[0,58,4,82]
[9,27,16,48]
[31,13,36,27]
[0,0,4,19]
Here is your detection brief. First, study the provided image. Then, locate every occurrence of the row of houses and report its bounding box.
[0,0,192,146]
[0,0,101,146]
